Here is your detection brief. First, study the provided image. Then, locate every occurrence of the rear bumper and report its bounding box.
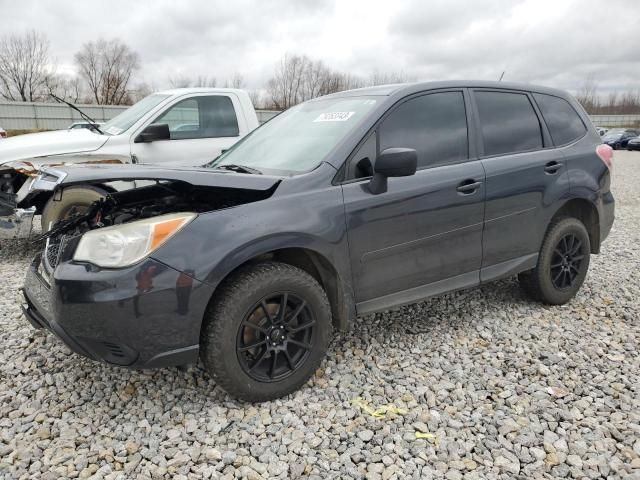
[0,207,35,239]
[22,253,214,368]
[600,191,615,246]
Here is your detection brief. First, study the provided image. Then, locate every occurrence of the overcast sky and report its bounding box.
[2,0,639,94]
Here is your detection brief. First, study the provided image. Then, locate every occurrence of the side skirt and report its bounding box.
[480,253,538,283]
[356,271,479,316]
[354,253,538,317]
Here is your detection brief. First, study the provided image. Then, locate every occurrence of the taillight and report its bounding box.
[596,144,613,170]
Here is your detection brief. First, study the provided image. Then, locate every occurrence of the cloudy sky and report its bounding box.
[2,0,639,94]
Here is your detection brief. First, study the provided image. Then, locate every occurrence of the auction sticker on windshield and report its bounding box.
[314,112,355,122]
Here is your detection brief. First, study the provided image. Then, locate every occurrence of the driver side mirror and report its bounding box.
[368,148,418,194]
[134,123,170,143]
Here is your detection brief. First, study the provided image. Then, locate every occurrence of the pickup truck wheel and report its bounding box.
[200,261,332,402]
[519,217,590,305]
[41,185,107,231]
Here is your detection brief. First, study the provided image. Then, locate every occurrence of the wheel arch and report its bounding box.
[548,197,600,253]
[206,246,356,333]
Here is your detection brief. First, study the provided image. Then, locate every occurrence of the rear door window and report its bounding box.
[379,91,468,169]
[533,93,586,145]
[474,91,543,156]
[152,96,239,140]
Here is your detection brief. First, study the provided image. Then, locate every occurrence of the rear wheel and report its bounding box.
[41,185,107,231]
[519,217,591,305]
[200,261,332,402]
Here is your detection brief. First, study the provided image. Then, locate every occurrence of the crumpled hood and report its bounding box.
[41,163,283,192]
[0,129,110,165]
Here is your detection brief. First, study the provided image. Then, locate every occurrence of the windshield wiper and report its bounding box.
[214,164,263,175]
[49,93,104,135]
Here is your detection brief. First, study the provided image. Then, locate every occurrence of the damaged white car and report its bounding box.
[0,88,259,238]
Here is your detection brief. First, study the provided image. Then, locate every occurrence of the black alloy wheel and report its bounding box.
[549,233,586,290]
[237,292,315,382]
[518,217,591,305]
[200,261,332,402]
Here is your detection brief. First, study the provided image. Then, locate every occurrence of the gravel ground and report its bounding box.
[1,152,639,480]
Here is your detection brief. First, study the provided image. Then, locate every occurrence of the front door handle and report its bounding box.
[457,179,482,194]
[544,161,562,174]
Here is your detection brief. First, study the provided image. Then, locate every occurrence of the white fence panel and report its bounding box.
[0,101,280,130]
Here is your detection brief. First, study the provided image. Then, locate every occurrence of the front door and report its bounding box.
[131,94,242,167]
[341,90,486,313]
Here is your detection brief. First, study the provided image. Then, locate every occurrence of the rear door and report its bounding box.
[470,89,570,279]
[341,90,486,313]
[131,93,244,166]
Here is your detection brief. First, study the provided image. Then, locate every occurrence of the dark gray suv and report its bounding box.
[22,81,615,401]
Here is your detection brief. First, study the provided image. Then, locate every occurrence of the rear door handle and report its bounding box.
[544,161,562,174]
[457,179,482,194]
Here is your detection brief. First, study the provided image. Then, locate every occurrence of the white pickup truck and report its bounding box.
[0,88,260,238]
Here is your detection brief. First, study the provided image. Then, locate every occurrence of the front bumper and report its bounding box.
[22,252,215,368]
[0,207,35,239]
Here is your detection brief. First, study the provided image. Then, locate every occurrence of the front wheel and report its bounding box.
[41,185,107,231]
[200,261,332,402]
[519,217,591,305]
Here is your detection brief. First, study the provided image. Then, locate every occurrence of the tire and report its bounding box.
[41,185,107,231]
[200,261,332,402]
[519,217,591,305]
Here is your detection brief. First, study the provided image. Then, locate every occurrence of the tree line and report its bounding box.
[575,76,640,115]
[1,30,639,113]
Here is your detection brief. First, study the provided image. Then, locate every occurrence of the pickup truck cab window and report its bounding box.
[102,94,170,135]
[151,95,240,140]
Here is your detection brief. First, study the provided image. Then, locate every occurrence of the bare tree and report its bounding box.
[75,39,140,105]
[44,73,85,103]
[130,81,155,103]
[266,54,310,109]
[367,70,413,86]
[193,75,217,88]
[248,89,264,109]
[224,72,245,89]
[576,75,599,113]
[265,53,412,110]
[169,75,217,88]
[0,30,51,101]
[168,74,192,88]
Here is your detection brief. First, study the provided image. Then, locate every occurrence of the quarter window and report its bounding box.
[379,92,468,169]
[152,96,239,140]
[475,91,542,156]
[533,93,586,145]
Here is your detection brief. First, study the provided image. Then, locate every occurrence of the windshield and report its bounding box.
[102,94,170,135]
[210,96,379,174]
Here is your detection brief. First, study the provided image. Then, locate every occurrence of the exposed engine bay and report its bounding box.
[40,179,275,242]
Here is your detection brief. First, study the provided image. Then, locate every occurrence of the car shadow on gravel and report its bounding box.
[17,274,533,407]
[341,276,527,340]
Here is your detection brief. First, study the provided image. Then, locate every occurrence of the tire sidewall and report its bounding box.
[537,218,591,304]
[41,186,106,231]
[203,263,331,401]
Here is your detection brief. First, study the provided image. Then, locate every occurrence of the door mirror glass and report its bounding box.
[134,123,170,143]
[368,148,417,194]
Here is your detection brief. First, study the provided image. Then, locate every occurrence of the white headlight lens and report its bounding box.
[73,212,196,268]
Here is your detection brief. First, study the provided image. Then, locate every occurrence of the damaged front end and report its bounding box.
[0,156,128,240]
[35,168,280,275]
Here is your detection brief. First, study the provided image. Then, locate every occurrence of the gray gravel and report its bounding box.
[1,151,639,480]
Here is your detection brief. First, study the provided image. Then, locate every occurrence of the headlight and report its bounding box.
[73,212,196,268]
